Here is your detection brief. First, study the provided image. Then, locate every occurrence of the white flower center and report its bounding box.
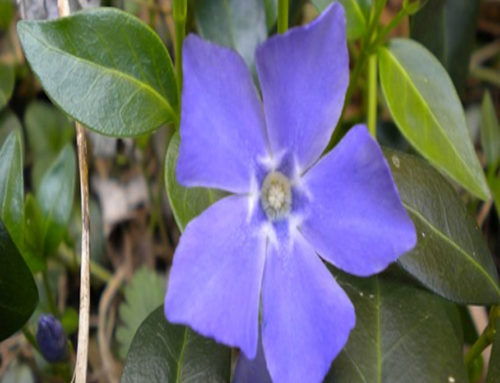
[261,171,292,221]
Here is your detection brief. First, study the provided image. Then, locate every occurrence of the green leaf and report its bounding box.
[0,62,14,109]
[311,0,368,40]
[410,0,479,96]
[121,307,230,383]
[0,130,24,252]
[17,8,178,137]
[379,38,490,200]
[0,220,38,341]
[116,266,166,359]
[0,109,22,147]
[24,101,74,189]
[325,271,467,382]
[37,144,76,256]
[194,0,267,68]
[487,317,500,383]
[385,148,500,304]
[165,132,224,231]
[480,91,500,167]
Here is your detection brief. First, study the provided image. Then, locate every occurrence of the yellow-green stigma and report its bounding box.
[261,171,292,221]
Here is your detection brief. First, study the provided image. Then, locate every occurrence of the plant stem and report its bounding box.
[465,325,495,367]
[278,0,289,34]
[465,306,500,369]
[42,270,58,316]
[367,54,378,137]
[173,0,187,108]
[327,0,397,149]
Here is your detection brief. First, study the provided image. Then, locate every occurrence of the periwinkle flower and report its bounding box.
[36,314,67,363]
[165,3,416,383]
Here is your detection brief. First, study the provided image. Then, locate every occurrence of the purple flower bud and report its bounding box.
[36,314,67,363]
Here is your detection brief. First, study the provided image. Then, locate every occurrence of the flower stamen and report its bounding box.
[261,171,292,221]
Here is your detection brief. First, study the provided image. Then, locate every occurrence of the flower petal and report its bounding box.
[232,336,273,383]
[164,195,266,358]
[262,233,355,383]
[301,125,416,276]
[255,3,348,171]
[177,34,269,194]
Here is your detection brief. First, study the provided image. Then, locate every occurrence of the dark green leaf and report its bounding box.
[37,144,76,256]
[487,317,500,383]
[121,306,231,383]
[311,0,368,40]
[0,130,24,251]
[17,8,178,137]
[24,101,74,188]
[0,62,14,109]
[480,91,500,166]
[0,220,38,341]
[385,148,500,304]
[410,0,479,95]
[379,38,490,200]
[165,133,224,231]
[325,271,467,382]
[194,0,267,68]
[116,266,166,359]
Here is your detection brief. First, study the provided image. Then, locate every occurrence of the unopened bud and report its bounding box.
[36,315,67,363]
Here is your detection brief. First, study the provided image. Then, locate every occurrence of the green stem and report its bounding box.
[278,0,289,34]
[22,326,40,353]
[465,306,500,368]
[326,0,390,149]
[42,270,58,316]
[173,0,187,113]
[367,54,378,137]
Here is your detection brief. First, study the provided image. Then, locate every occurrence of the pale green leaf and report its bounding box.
[379,38,490,200]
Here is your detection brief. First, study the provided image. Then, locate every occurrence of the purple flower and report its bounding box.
[36,314,67,363]
[165,3,416,383]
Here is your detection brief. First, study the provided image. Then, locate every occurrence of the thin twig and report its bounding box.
[57,3,90,383]
[97,264,127,383]
[73,122,91,383]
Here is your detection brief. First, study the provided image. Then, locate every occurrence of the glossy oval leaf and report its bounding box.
[385,148,500,304]
[480,91,500,166]
[325,271,468,383]
[0,62,14,109]
[17,8,178,137]
[37,144,76,256]
[379,38,490,200]
[0,130,24,251]
[165,133,224,231]
[194,0,267,69]
[311,0,367,40]
[0,220,38,341]
[121,306,231,383]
